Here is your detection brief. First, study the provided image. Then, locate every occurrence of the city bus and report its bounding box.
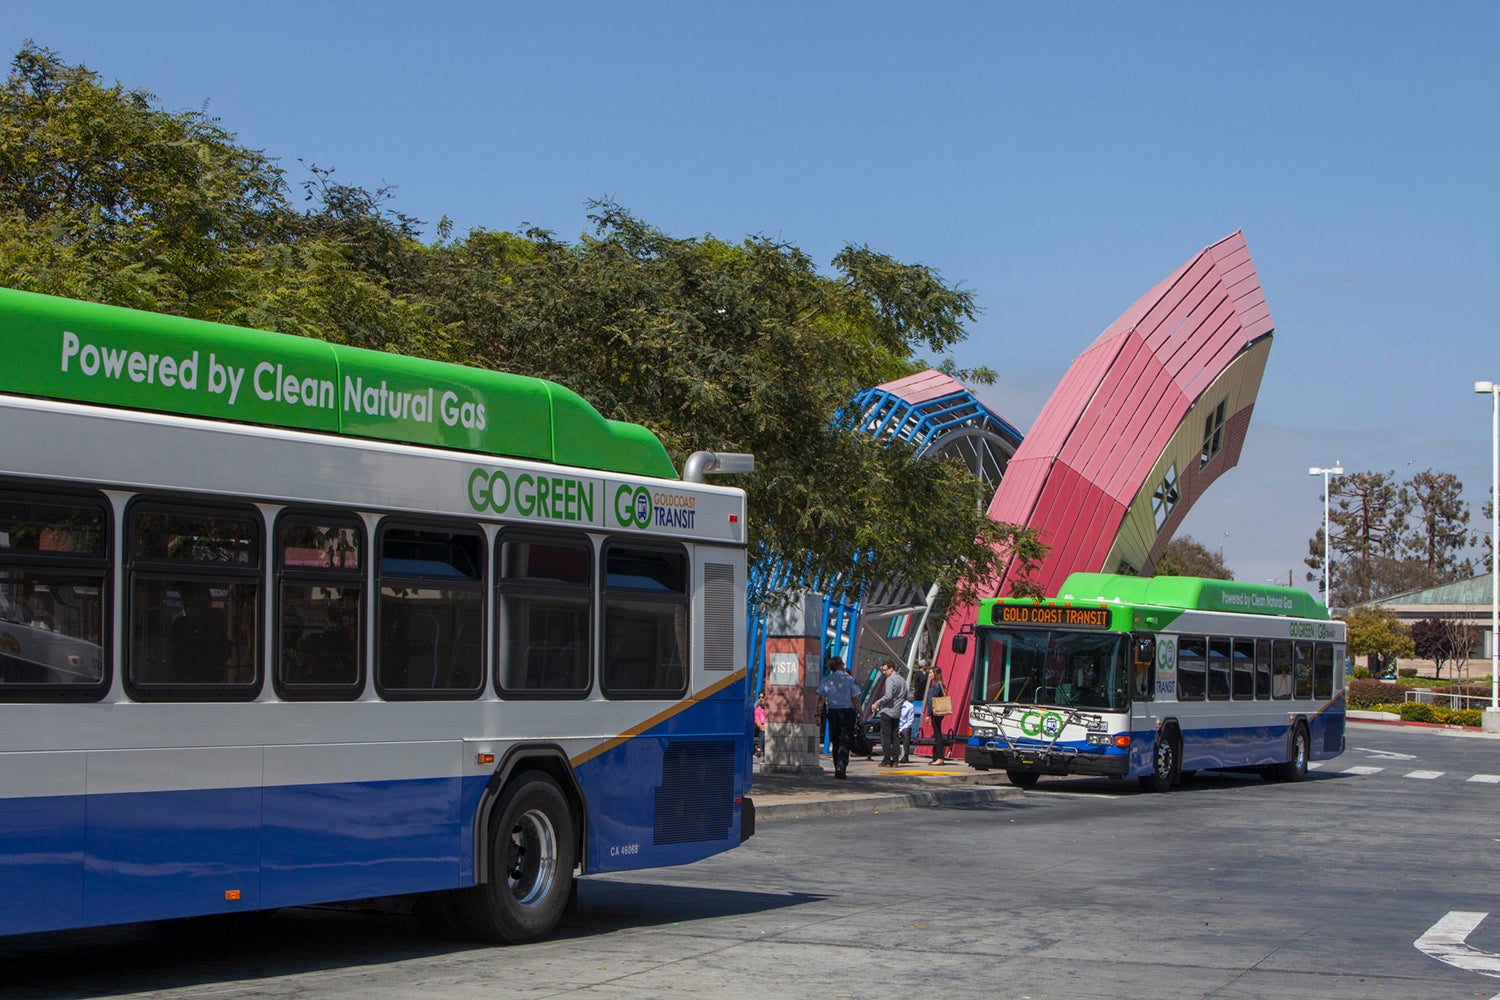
[962,573,1346,791]
[0,287,753,943]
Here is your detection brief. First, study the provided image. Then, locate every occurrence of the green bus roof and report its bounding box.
[0,287,678,480]
[1053,573,1330,620]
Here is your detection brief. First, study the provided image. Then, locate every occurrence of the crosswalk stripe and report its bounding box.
[1342,765,1385,775]
[1468,774,1500,784]
[1405,770,1444,780]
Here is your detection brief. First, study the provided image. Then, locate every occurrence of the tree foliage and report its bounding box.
[1410,617,1479,680]
[1307,468,1476,606]
[1341,605,1414,676]
[1153,535,1233,580]
[0,43,1035,606]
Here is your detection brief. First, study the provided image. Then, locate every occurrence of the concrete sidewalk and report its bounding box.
[748,755,1021,819]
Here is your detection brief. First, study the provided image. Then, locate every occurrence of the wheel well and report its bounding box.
[474,746,587,883]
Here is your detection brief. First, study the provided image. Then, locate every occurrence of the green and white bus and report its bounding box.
[963,573,1346,791]
[0,287,753,942]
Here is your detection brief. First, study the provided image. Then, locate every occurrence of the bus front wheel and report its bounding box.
[1139,724,1179,793]
[1006,769,1040,788]
[454,772,577,944]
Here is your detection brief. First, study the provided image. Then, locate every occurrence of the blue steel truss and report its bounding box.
[748,379,1024,701]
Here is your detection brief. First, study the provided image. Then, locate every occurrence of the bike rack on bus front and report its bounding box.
[971,703,1105,769]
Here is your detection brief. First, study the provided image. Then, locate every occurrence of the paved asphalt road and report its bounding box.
[5,721,1500,1000]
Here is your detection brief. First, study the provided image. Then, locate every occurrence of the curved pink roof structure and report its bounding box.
[934,231,1275,730]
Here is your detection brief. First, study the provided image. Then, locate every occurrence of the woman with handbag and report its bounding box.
[927,666,953,763]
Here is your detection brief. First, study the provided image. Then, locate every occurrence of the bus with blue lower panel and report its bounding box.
[963,573,1345,791]
[0,288,753,942]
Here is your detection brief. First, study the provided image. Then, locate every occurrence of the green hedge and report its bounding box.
[1347,678,1412,708]
[1396,702,1483,726]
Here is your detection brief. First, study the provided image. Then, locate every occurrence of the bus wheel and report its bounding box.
[455,773,577,944]
[1139,724,1179,793]
[1006,769,1040,789]
[1273,723,1310,782]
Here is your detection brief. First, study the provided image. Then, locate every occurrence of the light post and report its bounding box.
[1308,463,1344,608]
[1475,381,1499,719]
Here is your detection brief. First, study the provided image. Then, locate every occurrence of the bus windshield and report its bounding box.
[972,628,1130,712]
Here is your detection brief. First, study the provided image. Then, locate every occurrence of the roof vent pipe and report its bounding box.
[683,451,755,483]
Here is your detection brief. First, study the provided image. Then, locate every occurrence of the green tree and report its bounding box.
[1409,617,1478,681]
[1342,605,1414,676]
[1153,535,1233,580]
[1399,470,1473,581]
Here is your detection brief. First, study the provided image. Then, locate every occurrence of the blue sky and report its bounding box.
[9,2,1499,595]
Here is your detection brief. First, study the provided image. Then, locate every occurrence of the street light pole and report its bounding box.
[1475,381,1499,717]
[1308,463,1344,608]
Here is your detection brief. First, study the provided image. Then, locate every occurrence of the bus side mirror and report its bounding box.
[950,634,968,654]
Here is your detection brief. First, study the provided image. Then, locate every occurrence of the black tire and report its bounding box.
[1006,769,1041,788]
[453,772,577,944]
[1273,723,1310,782]
[1138,724,1179,793]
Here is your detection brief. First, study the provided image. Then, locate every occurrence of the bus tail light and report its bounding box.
[1113,734,1131,748]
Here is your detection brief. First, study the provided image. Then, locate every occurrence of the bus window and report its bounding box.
[376,523,485,699]
[602,542,689,698]
[1207,637,1231,700]
[1177,636,1206,701]
[1232,638,1255,700]
[1294,641,1314,699]
[0,489,109,698]
[127,502,262,699]
[1272,640,1293,699]
[276,514,364,699]
[1132,636,1155,702]
[1254,639,1271,700]
[496,532,592,697]
[1313,642,1334,700]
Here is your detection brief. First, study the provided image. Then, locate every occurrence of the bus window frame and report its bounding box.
[123,496,265,702]
[0,481,112,703]
[493,528,594,700]
[373,518,487,702]
[600,539,691,700]
[273,509,366,702]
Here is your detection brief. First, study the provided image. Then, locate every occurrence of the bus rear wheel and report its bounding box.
[1271,723,1310,782]
[1006,769,1040,788]
[1139,724,1179,793]
[454,772,577,944]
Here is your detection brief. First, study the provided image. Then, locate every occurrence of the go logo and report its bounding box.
[1019,711,1064,738]
[613,484,653,529]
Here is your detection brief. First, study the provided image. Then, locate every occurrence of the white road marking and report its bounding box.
[1415,910,1500,997]
[1470,775,1500,784]
[1405,770,1445,780]
[1352,746,1417,760]
[1308,761,1325,770]
[1342,765,1385,775]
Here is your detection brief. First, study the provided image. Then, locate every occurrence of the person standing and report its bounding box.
[871,660,909,767]
[926,665,952,763]
[815,656,861,779]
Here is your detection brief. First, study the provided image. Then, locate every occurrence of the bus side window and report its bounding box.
[1132,636,1154,702]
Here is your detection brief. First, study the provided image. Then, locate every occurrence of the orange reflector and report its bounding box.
[476,753,495,765]
[1114,734,1131,748]
[225,889,241,901]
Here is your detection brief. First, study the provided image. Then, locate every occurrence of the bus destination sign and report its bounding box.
[996,604,1111,629]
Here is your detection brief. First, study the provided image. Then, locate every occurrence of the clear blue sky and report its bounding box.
[10,2,1499,595]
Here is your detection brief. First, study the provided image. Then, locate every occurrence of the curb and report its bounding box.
[754,784,1021,820]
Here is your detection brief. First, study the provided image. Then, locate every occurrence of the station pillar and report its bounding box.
[762,592,825,775]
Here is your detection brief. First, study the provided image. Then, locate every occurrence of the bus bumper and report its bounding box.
[964,745,1130,778]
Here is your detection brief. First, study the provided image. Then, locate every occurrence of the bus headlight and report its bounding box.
[1087,733,1110,746]
[972,726,997,738]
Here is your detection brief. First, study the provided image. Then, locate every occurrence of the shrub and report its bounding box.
[1399,702,1438,722]
[1451,708,1484,727]
[1398,667,1419,679]
[1352,667,1371,680]
[1346,678,1412,709]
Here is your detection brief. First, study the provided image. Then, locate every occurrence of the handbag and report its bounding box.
[930,695,953,716]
